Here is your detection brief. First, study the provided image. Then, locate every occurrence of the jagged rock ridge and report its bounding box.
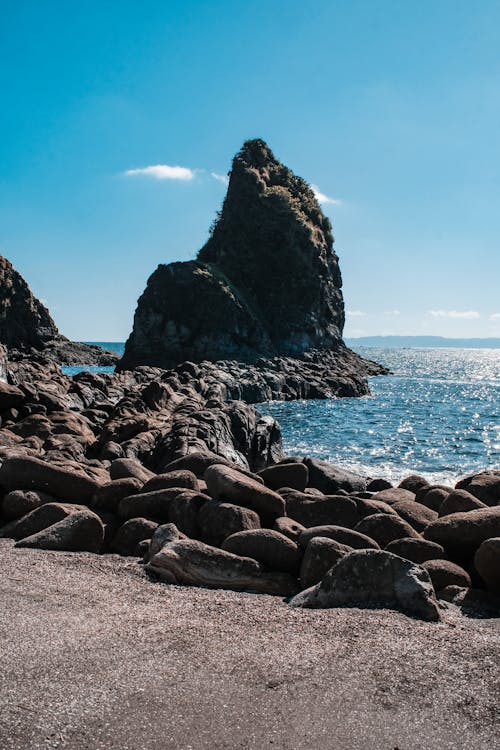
[0,256,117,366]
[119,139,347,370]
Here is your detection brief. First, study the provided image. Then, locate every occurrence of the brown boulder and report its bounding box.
[91,478,143,512]
[398,475,429,493]
[424,507,500,558]
[385,537,446,564]
[455,471,500,506]
[2,489,54,521]
[109,458,154,484]
[438,489,487,517]
[168,490,207,538]
[204,464,284,518]
[272,517,306,542]
[14,508,104,553]
[354,513,420,548]
[118,488,184,522]
[415,486,451,512]
[197,500,261,547]
[0,501,86,540]
[474,537,500,594]
[391,499,438,532]
[141,471,199,494]
[0,382,25,412]
[258,463,308,492]
[0,455,103,503]
[298,525,379,551]
[422,559,471,591]
[304,458,367,494]
[372,487,415,505]
[222,529,301,575]
[285,491,359,529]
[110,517,158,556]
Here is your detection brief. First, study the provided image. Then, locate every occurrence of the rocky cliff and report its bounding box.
[119,139,349,371]
[0,256,118,366]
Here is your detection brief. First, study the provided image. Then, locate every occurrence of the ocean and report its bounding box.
[69,344,500,485]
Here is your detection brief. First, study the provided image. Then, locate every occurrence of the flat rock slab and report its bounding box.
[0,539,499,750]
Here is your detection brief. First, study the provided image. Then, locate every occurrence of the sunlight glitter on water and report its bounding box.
[259,347,500,485]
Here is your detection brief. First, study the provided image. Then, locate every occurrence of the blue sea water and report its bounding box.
[259,347,500,485]
[64,344,499,485]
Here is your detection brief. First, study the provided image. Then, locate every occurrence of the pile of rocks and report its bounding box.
[1,444,499,622]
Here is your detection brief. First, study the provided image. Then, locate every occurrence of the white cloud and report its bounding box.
[211,171,229,185]
[346,310,367,317]
[428,310,480,319]
[489,312,500,321]
[124,164,195,181]
[311,184,342,206]
[384,310,400,316]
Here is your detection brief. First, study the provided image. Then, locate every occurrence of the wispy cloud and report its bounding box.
[311,184,342,206]
[211,171,229,185]
[124,164,195,181]
[346,310,367,317]
[428,310,480,319]
[489,312,500,321]
[384,310,400,316]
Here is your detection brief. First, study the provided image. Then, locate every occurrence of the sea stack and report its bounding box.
[0,256,117,366]
[118,139,347,370]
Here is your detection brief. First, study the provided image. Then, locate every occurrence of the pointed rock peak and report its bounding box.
[120,140,345,370]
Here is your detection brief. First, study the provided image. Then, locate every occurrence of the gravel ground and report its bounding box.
[0,539,499,750]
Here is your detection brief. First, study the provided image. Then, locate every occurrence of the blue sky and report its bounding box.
[1,0,499,340]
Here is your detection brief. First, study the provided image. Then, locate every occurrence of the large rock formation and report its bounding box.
[0,256,117,365]
[118,139,351,371]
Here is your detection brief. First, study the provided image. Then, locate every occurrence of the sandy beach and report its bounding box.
[1,539,498,750]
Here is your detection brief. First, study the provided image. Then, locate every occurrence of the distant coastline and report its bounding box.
[345,335,500,349]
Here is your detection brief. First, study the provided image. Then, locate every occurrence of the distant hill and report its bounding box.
[345,336,500,349]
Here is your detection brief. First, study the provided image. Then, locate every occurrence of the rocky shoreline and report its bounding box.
[0,351,499,622]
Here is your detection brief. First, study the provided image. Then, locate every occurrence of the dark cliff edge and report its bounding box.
[117,138,386,393]
[0,256,118,366]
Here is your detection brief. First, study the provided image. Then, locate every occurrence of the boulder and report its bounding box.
[398,475,429,493]
[285,491,359,529]
[162,452,264,483]
[290,549,440,621]
[455,471,500,506]
[0,382,25,412]
[474,537,500,594]
[424,507,500,558]
[272,517,306,542]
[438,489,487,517]
[197,500,261,547]
[385,537,446,564]
[299,537,352,589]
[147,538,297,596]
[118,488,184,522]
[141,471,199,494]
[168,490,207,538]
[15,508,104,553]
[0,455,103,503]
[0,501,86,540]
[304,458,367,494]
[355,497,398,518]
[222,529,301,575]
[110,518,158,556]
[2,489,54,521]
[354,514,420,548]
[366,478,393,492]
[372,488,415,506]
[391,500,438,532]
[298,525,379,551]
[91,478,143,512]
[438,585,500,617]
[109,458,154,484]
[258,463,308,492]
[415,486,451,512]
[421,559,471,591]
[204,464,285,518]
